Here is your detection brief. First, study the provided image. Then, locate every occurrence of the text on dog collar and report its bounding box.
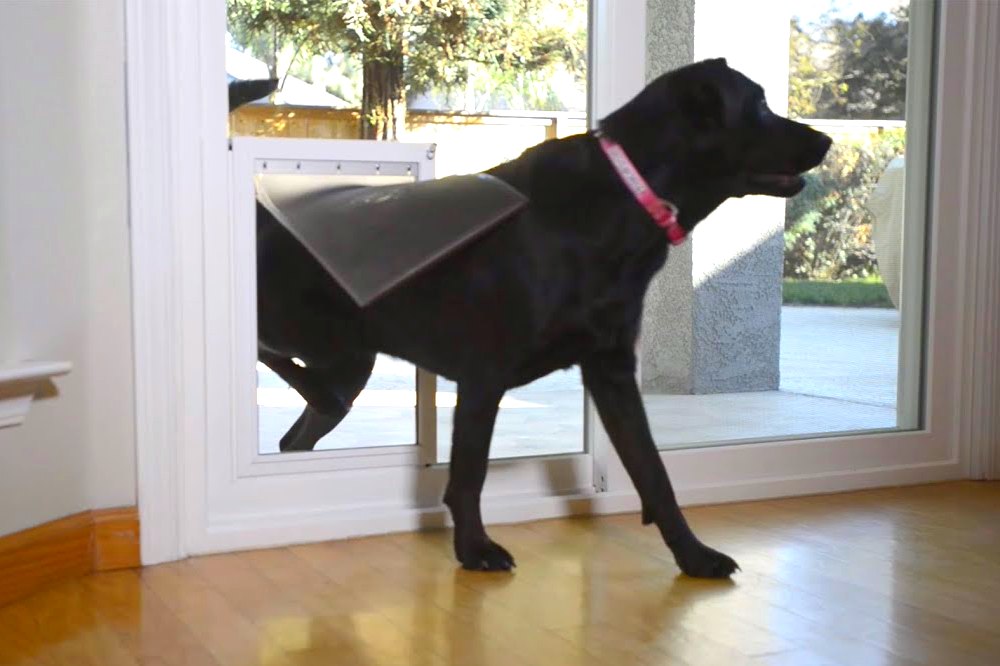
[597,135,686,245]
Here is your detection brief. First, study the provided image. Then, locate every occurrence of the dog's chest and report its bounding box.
[514,258,658,384]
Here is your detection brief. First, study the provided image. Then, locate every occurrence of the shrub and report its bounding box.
[784,126,906,280]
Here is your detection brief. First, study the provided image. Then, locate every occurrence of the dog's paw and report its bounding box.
[458,539,516,572]
[673,540,739,579]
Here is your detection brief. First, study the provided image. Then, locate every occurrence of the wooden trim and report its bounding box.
[0,507,139,607]
[91,507,140,573]
[0,512,91,607]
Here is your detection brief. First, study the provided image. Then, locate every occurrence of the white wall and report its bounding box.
[0,0,136,535]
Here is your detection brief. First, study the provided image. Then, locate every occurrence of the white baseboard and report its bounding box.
[674,459,964,506]
[185,460,962,557]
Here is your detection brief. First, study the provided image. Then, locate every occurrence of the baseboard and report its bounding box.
[186,461,962,557]
[0,512,92,607]
[187,461,963,555]
[91,507,141,572]
[0,507,139,607]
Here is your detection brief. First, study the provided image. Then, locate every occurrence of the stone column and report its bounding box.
[640,0,790,395]
[639,0,697,394]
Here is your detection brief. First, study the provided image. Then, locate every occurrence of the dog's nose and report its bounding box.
[798,129,832,170]
[816,132,833,156]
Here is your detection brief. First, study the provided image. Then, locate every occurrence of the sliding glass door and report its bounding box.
[638,0,932,450]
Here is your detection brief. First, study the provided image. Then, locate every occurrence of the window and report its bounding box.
[226,1,589,460]
[638,0,930,449]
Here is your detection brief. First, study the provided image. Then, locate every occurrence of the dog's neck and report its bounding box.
[596,133,685,245]
[590,131,696,228]
[589,130,731,236]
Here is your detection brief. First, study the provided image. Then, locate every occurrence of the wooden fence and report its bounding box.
[231,105,588,177]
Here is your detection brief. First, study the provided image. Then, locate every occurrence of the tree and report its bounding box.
[834,6,908,119]
[789,17,844,119]
[228,0,584,140]
[788,6,908,120]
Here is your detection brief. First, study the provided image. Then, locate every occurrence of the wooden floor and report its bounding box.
[2,482,999,666]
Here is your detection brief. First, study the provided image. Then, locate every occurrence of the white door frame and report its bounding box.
[593,0,953,504]
[127,0,1000,565]
[954,0,1000,482]
[127,0,647,564]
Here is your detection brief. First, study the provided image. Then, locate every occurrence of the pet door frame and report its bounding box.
[231,137,438,474]
[219,137,598,546]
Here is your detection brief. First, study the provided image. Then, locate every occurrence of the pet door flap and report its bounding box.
[255,172,528,307]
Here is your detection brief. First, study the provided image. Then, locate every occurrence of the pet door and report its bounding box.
[233,140,438,458]
[238,138,587,464]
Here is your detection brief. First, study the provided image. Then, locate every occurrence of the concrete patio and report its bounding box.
[258,306,900,459]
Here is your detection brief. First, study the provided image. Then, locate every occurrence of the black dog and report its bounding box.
[250,58,831,577]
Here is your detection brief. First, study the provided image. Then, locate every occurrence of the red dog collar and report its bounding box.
[597,133,686,245]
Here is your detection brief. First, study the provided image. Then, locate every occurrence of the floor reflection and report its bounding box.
[3,483,997,665]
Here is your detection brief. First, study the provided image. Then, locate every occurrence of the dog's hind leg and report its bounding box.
[443,383,514,571]
[259,349,376,452]
[279,405,351,452]
[582,348,739,579]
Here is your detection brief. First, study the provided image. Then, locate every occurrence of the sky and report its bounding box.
[793,0,906,23]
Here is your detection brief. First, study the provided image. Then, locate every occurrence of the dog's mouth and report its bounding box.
[745,173,805,197]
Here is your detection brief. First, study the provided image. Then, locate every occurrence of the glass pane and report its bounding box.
[436,370,586,463]
[229,1,590,458]
[257,355,418,453]
[641,0,926,449]
[253,170,419,455]
[426,0,589,463]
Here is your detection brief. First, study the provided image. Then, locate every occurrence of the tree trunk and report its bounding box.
[267,24,279,81]
[361,50,406,141]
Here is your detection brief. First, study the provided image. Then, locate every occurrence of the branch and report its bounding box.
[279,25,319,91]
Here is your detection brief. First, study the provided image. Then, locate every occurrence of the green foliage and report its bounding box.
[416,0,587,112]
[783,278,893,308]
[784,126,905,280]
[789,6,909,120]
[788,18,840,119]
[227,0,586,138]
[786,4,909,283]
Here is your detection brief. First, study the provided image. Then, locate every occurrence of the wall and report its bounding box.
[0,0,136,536]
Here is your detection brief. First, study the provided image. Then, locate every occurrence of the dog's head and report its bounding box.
[599,58,832,228]
[229,78,280,113]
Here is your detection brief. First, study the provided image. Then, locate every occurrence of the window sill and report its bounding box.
[0,362,73,428]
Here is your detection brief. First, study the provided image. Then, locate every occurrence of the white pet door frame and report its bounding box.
[231,138,438,474]
[198,137,597,553]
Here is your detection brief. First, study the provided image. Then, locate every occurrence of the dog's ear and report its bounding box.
[228,78,279,113]
[679,79,725,130]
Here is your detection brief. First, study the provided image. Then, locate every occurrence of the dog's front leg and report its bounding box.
[582,349,739,578]
[443,383,515,571]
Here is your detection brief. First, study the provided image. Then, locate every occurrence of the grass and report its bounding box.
[783,277,894,308]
